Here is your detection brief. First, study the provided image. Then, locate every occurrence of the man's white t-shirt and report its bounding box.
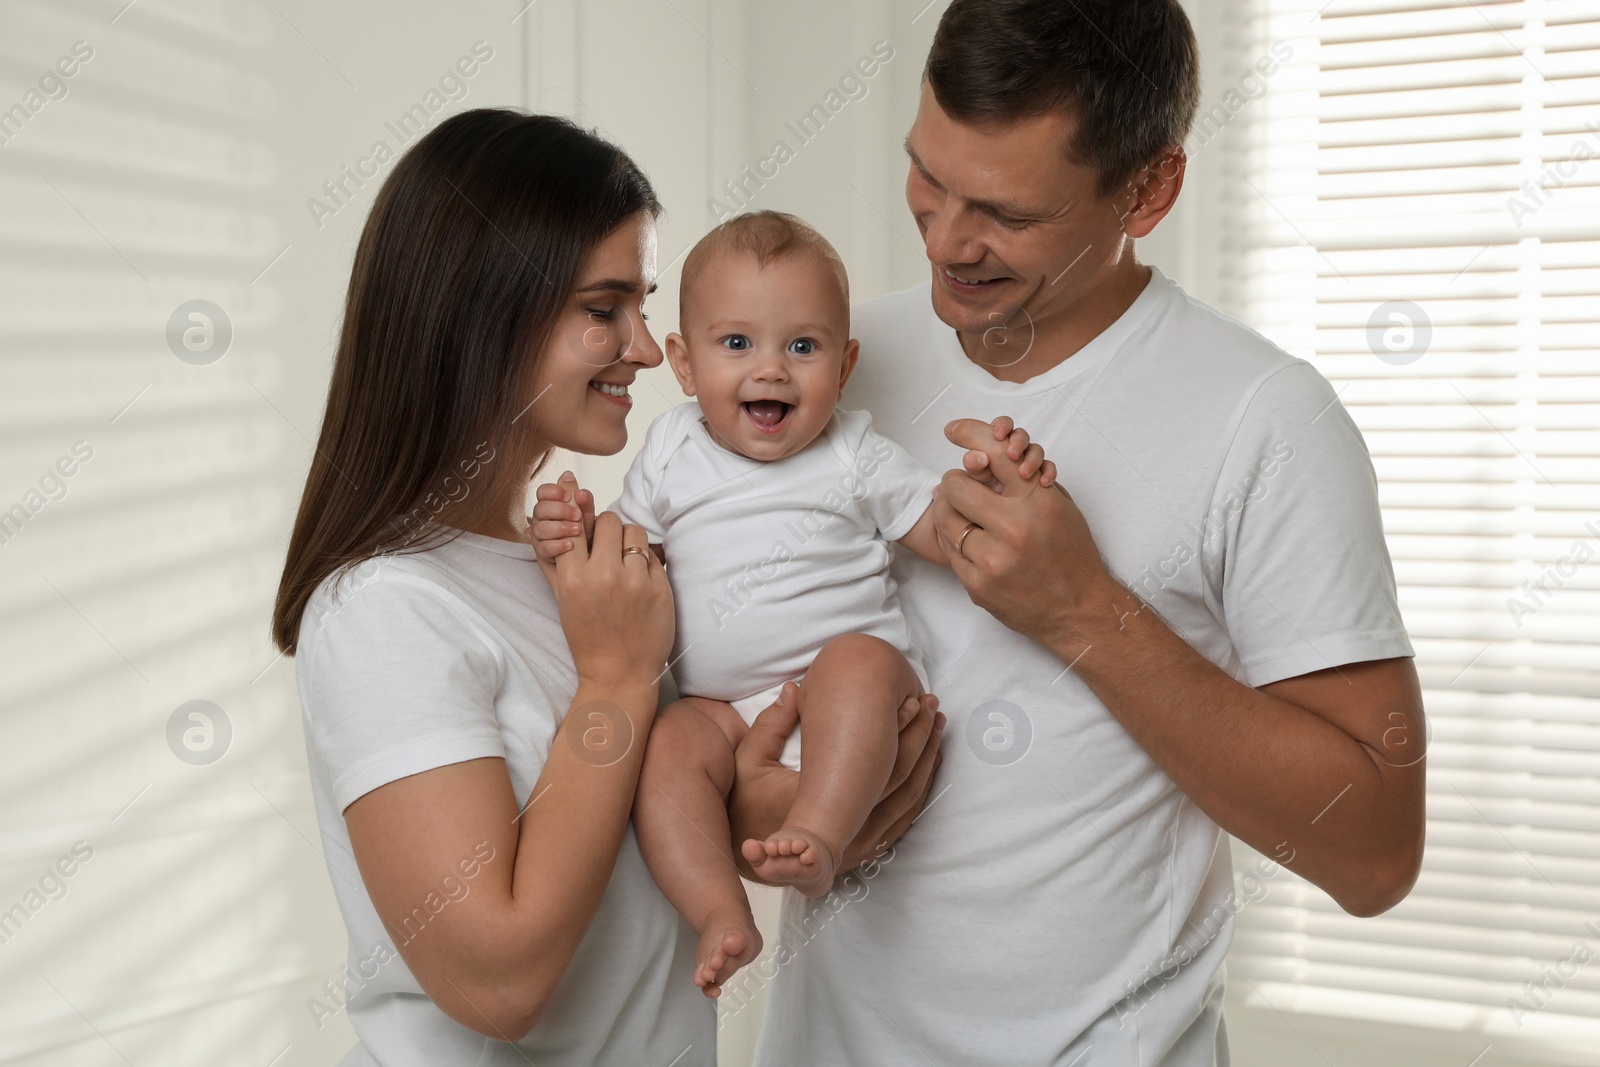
[612,401,937,711]
[295,531,714,1066]
[751,269,1413,1066]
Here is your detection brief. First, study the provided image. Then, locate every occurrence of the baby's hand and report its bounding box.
[964,416,1058,490]
[526,470,596,562]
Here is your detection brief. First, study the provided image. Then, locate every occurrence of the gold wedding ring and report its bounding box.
[621,546,650,561]
[956,522,979,558]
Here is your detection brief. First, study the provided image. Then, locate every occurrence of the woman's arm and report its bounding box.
[344,513,673,1040]
[345,686,654,1039]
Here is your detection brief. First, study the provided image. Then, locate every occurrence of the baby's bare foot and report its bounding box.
[693,905,762,998]
[741,826,839,898]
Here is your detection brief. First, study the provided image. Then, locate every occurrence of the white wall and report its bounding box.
[0,1,705,1062]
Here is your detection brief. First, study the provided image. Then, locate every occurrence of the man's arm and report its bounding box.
[931,420,1425,917]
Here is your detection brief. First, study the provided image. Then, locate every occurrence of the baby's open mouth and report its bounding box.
[741,400,793,433]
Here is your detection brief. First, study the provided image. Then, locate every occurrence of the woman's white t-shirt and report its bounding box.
[295,530,714,1066]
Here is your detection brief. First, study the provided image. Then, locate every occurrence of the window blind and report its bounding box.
[1223,0,1600,1049]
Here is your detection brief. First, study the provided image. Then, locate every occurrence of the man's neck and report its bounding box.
[956,261,1153,385]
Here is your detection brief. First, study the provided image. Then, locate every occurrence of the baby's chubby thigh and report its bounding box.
[791,633,924,761]
[646,695,749,782]
[807,633,924,702]
[722,636,925,774]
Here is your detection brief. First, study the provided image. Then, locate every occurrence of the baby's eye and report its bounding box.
[723,334,751,351]
[789,339,816,355]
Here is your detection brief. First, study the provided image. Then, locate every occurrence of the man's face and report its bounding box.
[903,82,1135,363]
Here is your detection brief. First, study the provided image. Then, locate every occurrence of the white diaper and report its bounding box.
[730,682,804,772]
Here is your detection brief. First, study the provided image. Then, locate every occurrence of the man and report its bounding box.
[735,1,1425,1064]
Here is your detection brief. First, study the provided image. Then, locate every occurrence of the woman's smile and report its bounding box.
[590,379,634,407]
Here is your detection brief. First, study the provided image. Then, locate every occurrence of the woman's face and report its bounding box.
[528,213,664,457]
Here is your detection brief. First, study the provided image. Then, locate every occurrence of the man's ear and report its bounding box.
[836,338,861,400]
[1116,148,1186,239]
[665,332,696,397]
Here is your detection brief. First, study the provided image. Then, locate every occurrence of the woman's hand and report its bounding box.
[532,481,673,691]
[728,683,945,881]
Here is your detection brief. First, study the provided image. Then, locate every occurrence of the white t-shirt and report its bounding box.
[752,269,1413,1066]
[612,401,938,708]
[295,531,715,1066]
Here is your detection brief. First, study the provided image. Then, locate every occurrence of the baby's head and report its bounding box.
[666,211,858,462]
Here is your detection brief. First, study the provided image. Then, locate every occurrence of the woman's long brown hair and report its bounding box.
[272,109,660,654]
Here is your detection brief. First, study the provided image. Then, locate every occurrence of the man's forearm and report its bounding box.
[930,421,1424,915]
[1043,574,1425,917]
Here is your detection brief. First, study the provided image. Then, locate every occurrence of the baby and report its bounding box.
[532,211,1054,995]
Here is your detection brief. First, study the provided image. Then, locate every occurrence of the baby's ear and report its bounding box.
[836,337,861,397]
[664,332,696,397]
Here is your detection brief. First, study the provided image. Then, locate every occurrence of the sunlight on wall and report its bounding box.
[0,0,329,1062]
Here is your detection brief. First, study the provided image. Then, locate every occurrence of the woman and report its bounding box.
[272,109,941,1064]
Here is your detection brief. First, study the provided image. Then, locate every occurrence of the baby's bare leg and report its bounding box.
[740,634,920,897]
[634,698,762,997]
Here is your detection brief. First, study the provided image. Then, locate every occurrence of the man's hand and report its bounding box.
[728,682,945,883]
[960,415,1058,491]
[932,418,1114,647]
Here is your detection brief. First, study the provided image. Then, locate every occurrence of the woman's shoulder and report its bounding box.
[293,546,515,814]
[305,548,454,617]
[298,547,506,672]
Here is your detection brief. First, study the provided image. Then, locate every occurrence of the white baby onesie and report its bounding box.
[612,401,938,768]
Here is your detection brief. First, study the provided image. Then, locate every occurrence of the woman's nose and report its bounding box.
[621,311,663,368]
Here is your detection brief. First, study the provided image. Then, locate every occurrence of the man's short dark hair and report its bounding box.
[924,0,1200,196]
